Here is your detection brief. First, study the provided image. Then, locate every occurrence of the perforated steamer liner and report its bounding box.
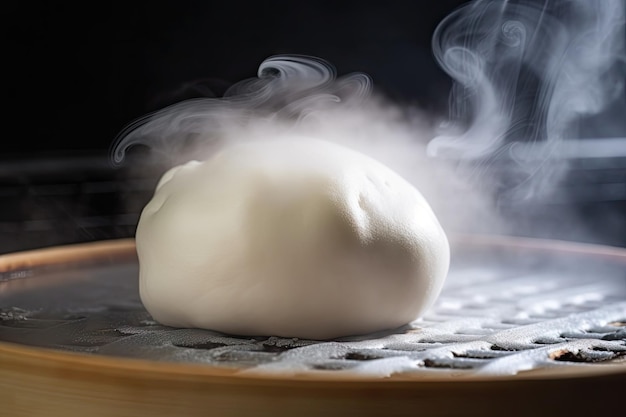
[0,235,625,416]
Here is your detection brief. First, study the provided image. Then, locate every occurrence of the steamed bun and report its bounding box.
[136,139,449,340]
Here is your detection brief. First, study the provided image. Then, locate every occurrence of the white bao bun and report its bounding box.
[137,139,450,340]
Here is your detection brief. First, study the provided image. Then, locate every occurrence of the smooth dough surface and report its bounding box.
[137,138,450,339]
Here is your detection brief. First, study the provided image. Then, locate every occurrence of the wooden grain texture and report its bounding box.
[1,340,625,417]
[1,238,625,417]
[0,239,137,274]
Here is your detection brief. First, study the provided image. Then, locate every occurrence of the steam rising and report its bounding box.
[111,55,372,166]
[111,53,500,235]
[429,0,625,175]
[111,0,626,239]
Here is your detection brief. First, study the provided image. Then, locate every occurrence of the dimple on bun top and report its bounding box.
[137,138,450,340]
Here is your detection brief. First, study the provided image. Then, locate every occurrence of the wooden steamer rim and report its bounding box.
[1,236,625,417]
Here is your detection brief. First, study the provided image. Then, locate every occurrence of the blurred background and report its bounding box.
[3,0,625,253]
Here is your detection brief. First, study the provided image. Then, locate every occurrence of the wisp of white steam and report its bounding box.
[428,0,625,197]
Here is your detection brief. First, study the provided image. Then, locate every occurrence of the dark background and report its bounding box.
[5,1,465,157]
[3,1,626,251]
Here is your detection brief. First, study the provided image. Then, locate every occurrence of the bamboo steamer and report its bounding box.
[1,239,625,417]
